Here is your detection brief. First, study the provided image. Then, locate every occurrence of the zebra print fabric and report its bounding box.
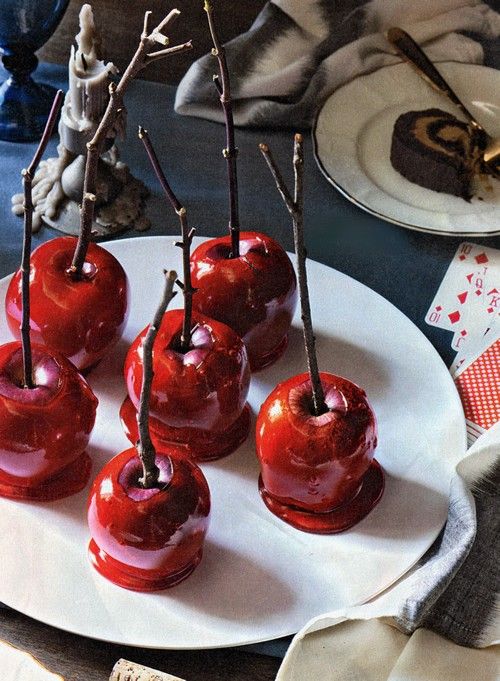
[175,0,500,128]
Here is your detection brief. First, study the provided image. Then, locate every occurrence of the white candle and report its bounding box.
[68,4,117,128]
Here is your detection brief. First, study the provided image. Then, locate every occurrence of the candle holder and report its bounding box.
[0,0,70,142]
[11,3,149,236]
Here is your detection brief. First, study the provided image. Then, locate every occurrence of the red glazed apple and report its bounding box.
[190,232,297,371]
[187,9,297,372]
[257,134,384,533]
[89,269,211,591]
[5,236,129,373]
[120,308,251,461]
[0,341,98,500]
[0,94,98,501]
[87,446,210,591]
[256,372,383,533]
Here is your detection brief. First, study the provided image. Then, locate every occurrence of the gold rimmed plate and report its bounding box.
[313,62,500,236]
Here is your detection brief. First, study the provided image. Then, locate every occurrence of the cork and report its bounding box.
[109,658,186,681]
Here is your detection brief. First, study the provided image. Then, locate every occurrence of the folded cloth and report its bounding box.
[278,622,499,680]
[175,0,500,128]
[276,421,500,679]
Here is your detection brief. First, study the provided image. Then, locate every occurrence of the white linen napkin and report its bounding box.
[276,421,500,679]
[175,0,500,127]
[278,623,499,680]
[0,639,62,681]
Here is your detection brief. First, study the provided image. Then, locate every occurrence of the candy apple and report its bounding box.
[5,236,129,373]
[190,232,297,372]
[188,8,297,372]
[0,90,98,501]
[256,134,384,533]
[0,341,97,500]
[5,6,194,375]
[256,372,383,533]
[88,270,211,591]
[121,308,250,461]
[87,446,210,591]
[132,128,251,461]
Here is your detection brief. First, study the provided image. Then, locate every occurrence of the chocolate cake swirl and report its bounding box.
[390,108,488,200]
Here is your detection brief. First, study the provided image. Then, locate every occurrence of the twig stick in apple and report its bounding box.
[70,9,193,277]
[137,270,177,488]
[138,126,197,352]
[20,89,64,388]
[259,135,327,416]
[203,0,240,258]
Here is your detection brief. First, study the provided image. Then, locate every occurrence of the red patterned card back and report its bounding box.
[455,340,500,430]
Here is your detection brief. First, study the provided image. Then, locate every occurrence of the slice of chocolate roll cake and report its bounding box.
[390,108,488,200]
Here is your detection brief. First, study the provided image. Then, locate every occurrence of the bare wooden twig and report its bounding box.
[137,270,177,488]
[21,89,64,388]
[138,126,196,351]
[259,135,326,416]
[204,0,240,258]
[70,10,192,277]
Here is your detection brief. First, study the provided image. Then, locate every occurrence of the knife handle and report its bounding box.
[386,27,483,132]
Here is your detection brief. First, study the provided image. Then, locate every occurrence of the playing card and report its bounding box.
[426,242,493,331]
[451,271,499,353]
[426,242,500,355]
[451,315,498,375]
[453,328,500,447]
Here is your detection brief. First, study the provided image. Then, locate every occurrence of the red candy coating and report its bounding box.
[119,395,251,463]
[122,309,250,461]
[190,232,297,371]
[87,447,211,591]
[256,372,383,533]
[0,341,97,500]
[5,236,129,373]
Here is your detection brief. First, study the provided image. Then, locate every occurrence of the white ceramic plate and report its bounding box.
[0,236,466,649]
[314,62,500,236]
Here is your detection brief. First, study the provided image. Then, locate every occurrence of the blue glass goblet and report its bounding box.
[0,0,69,142]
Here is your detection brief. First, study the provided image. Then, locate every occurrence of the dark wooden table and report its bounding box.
[0,608,281,680]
